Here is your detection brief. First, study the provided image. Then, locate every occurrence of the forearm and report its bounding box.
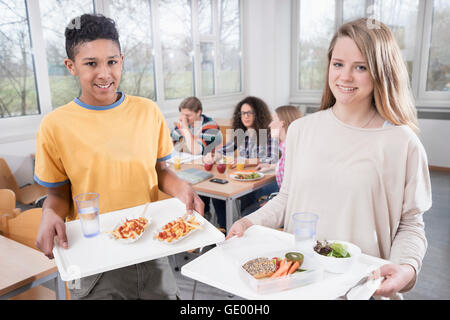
[43,184,71,220]
[245,189,287,229]
[181,129,203,155]
[157,163,191,199]
[389,211,427,292]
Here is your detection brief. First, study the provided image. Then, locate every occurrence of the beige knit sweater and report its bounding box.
[246,108,432,292]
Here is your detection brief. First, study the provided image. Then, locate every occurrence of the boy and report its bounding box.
[171,96,222,155]
[34,14,204,300]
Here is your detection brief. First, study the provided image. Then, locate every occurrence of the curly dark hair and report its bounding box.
[65,14,121,60]
[231,96,272,132]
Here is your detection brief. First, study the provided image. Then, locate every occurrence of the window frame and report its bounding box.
[290,0,450,109]
[0,0,245,142]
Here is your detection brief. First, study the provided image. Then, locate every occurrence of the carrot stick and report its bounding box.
[287,261,300,275]
[280,261,293,277]
[270,260,291,278]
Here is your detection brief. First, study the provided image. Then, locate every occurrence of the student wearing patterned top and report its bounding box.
[227,19,432,299]
[171,96,222,218]
[171,96,222,155]
[34,14,204,300]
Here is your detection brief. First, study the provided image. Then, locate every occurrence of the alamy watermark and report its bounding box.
[366,5,382,30]
[66,16,82,30]
[177,120,280,163]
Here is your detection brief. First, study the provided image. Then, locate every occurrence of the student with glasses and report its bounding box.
[204,96,278,231]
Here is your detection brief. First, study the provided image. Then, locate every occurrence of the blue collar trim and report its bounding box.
[74,92,125,110]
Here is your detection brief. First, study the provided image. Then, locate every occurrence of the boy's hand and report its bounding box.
[179,183,205,216]
[36,210,68,259]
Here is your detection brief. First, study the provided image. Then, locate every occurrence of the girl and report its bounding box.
[204,96,275,230]
[256,105,303,188]
[226,18,432,299]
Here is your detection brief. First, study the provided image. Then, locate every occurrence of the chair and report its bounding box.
[0,208,70,300]
[0,189,21,216]
[0,158,48,205]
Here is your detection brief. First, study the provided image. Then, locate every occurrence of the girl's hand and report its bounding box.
[255,163,270,171]
[203,152,216,164]
[225,218,253,240]
[371,264,416,297]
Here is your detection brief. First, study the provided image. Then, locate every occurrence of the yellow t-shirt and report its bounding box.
[34,93,173,221]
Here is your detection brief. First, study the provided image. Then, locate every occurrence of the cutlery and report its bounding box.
[336,275,370,300]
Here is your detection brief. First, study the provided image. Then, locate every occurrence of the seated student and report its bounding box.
[241,105,303,215]
[171,96,222,218]
[171,96,222,155]
[256,105,303,189]
[34,14,204,300]
[204,96,276,230]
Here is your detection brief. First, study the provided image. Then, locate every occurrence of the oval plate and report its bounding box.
[106,216,151,244]
[230,171,264,182]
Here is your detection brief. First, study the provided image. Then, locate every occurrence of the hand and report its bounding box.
[255,163,270,171]
[179,114,189,130]
[225,218,253,240]
[178,182,205,216]
[371,264,416,297]
[36,210,68,259]
[203,152,215,164]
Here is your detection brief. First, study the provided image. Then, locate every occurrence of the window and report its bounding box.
[343,0,366,23]
[0,0,39,118]
[291,0,450,108]
[217,0,242,94]
[425,0,450,92]
[39,0,94,108]
[297,0,336,91]
[159,0,194,100]
[372,0,419,79]
[110,0,156,100]
[0,0,242,128]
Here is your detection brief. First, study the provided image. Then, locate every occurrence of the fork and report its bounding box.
[336,275,370,300]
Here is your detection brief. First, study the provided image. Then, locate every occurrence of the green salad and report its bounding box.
[314,240,351,258]
[235,172,260,180]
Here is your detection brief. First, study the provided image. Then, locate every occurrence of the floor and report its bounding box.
[171,170,450,300]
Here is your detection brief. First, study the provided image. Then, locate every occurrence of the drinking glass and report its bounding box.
[74,193,100,238]
[292,212,319,251]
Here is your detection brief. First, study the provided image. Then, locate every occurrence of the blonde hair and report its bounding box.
[320,18,419,132]
[275,105,303,131]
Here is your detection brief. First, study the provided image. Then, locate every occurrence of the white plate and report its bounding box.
[153,214,204,244]
[107,216,152,244]
[230,171,264,182]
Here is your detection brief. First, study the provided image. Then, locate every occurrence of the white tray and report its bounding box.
[181,225,389,300]
[53,198,225,281]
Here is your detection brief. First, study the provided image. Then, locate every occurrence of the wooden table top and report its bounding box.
[173,163,275,198]
[0,235,57,296]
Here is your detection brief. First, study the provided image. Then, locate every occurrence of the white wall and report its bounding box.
[0,139,36,186]
[418,119,450,168]
[244,0,291,109]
